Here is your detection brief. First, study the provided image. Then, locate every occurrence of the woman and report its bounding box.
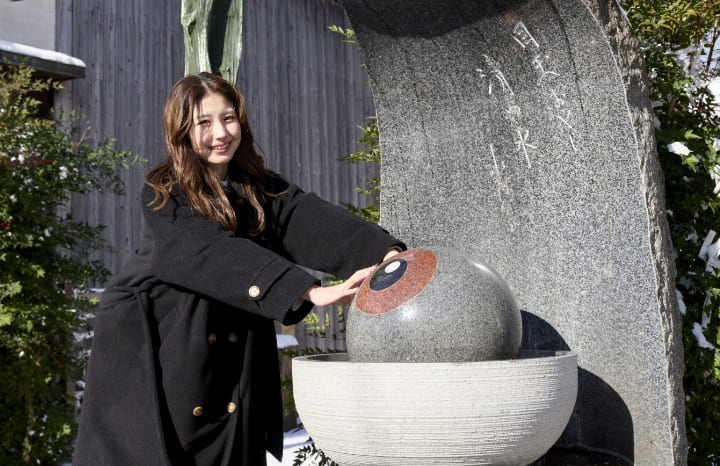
[74,72,404,465]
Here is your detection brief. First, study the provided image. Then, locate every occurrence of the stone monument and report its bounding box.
[339,0,686,464]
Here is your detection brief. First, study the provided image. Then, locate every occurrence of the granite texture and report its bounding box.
[339,0,686,464]
[347,247,522,362]
[294,352,577,466]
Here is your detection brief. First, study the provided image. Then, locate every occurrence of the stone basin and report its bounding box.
[293,351,577,466]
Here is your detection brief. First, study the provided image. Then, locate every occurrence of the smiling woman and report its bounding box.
[190,93,242,179]
[72,71,405,466]
[147,72,267,234]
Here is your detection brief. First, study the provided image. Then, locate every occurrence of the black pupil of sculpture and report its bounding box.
[369,259,408,291]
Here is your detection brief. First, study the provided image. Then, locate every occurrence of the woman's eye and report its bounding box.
[198,120,210,126]
[224,115,237,122]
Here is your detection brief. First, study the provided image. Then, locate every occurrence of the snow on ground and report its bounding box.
[267,428,312,466]
[693,321,717,350]
[276,333,300,349]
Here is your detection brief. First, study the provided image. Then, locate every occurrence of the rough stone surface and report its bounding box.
[339,0,686,464]
[347,247,522,362]
[293,352,577,466]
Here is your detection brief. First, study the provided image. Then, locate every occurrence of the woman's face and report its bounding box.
[190,92,242,179]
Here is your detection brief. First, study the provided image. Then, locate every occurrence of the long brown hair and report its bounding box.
[146,72,268,235]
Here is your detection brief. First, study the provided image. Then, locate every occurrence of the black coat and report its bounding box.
[73,173,403,465]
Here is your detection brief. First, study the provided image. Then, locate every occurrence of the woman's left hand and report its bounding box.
[302,266,376,307]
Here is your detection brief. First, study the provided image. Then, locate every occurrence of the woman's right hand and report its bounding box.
[302,266,376,307]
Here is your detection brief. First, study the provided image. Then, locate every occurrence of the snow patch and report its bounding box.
[710,167,720,195]
[276,333,299,349]
[692,322,716,350]
[266,428,311,466]
[708,76,720,100]
[676,289,686,315]
[0,39,85,68]
[699,230,720,272]
[667,141,691,155]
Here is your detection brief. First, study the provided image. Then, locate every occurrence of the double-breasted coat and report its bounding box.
[73,172,404,465]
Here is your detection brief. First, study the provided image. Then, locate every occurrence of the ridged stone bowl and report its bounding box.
[293,351,577,466]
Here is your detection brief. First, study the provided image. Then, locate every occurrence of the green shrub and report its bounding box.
[621,1,720,463]
[0,66,141,464]
[339,116,380,224]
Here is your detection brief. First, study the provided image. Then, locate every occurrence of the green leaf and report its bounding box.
[0,308,13,326]
[684,129,702,140]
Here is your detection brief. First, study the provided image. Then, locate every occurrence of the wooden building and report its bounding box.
[47,0,377,280]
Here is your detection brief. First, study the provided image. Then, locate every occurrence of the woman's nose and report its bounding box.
[213,122,230,139]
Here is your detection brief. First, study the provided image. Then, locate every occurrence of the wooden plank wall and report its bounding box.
[56,0,378,282]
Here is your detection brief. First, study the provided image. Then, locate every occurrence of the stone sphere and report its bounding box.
[347,247,522,362]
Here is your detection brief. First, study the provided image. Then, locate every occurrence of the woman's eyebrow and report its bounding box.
[195,108,235,120]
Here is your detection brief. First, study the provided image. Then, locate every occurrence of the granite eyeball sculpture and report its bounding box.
[347,247,522,362]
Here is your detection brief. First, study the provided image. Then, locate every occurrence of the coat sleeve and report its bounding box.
[142,185,320,324]
[265,173,405,278]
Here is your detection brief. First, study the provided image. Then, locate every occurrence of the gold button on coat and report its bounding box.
[226,402,237,414]
[207,333,217,344]
[228,332,238,343]
[192,406,203,417]
[248,285,260,298]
